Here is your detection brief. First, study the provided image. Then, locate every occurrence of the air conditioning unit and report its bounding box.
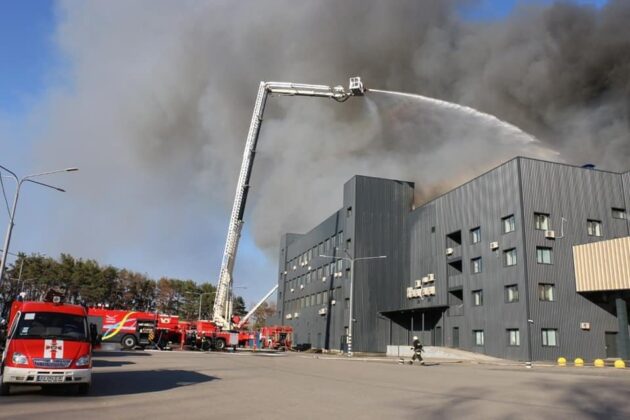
[293,312,299,318]
[422,276,432,284]
[285,314,292,320]
[331,299,336,305]
[290,288,295,293]
[425,286,436,296]
[490,241,499,250]
[293,265,297,270]
[428,273,435,281]
[414,280,422,288]
[318,308,327,315]
[406,287,414,298]
[580,322,590,330]
[307,266,312,270]
[544,230,556,239]
[300,284,304,289]
[446,247,454,256]
[322,277,327,282]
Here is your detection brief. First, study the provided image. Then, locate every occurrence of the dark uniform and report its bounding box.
[411,337,424,364]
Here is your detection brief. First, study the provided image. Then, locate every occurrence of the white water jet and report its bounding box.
[369,89,542,146]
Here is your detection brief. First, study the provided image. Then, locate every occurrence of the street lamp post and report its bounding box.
[187,291,215,320]
[0,165,78,285]
[320,252,386,357]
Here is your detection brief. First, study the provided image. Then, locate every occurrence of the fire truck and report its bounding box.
[259,326,293,350]
[87,308,183,350]
[0,292,98,395]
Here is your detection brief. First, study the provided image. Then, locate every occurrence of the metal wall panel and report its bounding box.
[573,237,630,292]
[519,159,627,361]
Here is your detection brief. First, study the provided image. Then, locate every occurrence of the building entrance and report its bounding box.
[605,332,618,358]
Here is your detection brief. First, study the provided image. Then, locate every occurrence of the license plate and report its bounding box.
[37,375,65,383]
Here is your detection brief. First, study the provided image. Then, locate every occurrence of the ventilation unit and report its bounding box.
[446,247,454,256]
[544,230,556,239]
[490,241,499,250]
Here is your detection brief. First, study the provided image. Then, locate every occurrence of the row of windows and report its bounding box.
[287,232,345,271]
[284,287,341,313]
[472,328,558,347]
[535,211,626,236]
[286,260,345,292]
[470,283,554,307]
[463,245,552,275]
[455,208,625,249]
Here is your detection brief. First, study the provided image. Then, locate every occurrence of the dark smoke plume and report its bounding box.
[31,0,630,287]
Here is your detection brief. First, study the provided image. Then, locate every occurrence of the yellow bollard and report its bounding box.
[594,359,605,368]
[557,357,567,366]
[574,358,584,367]
[614,360,626,369]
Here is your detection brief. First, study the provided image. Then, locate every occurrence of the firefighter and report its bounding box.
[411,336,424,365]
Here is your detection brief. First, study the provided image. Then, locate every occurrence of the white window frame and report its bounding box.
[534,213,550,231]
[472,290,483,306]
[503,215,515,233]
[473,330,484,346]
[471,257,482,274]
[504,248,517,266]
[508,329,520,346]
[587,219,602,237]
[541,329,558,347]
[470,227,481,244]
[505,285,519,303]
[536,247,553,264]
[538,283,555,302]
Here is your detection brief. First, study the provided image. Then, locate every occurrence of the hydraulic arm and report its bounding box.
[212,77,365,328]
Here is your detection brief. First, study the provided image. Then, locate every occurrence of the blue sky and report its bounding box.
[0,0,610,305]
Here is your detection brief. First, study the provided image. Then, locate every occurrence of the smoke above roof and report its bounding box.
[33,0,630,273]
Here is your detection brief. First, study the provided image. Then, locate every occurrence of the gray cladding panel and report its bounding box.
[520,159,627,360]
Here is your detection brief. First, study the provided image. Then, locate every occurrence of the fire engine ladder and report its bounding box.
[212,78,365,329]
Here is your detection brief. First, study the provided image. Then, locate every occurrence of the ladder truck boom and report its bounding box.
[237,284,279,329]
[212,77,365,328]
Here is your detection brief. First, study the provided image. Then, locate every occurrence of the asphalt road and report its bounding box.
[1,350,629,419]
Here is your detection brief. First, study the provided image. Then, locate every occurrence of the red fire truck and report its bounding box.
[187,320,238,351]
[0,294,98,395]
[259,326,293,350]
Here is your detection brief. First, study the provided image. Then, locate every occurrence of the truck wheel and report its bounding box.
[0,380,10,396]
[77,383,90,396]
[214,338,226,351]
[121,335,138,350]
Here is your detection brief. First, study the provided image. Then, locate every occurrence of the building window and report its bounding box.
[323,265,329,276]
[323,291,328,304]
[473,330,484,346]
[344,298,350,309]
[587,219,602,237]
[612,208,626,219]
[502,215,515,233]
[325,238,332,252]
[538,283,555,301]
[504,248,517,266]
[472,290,483,306]
[534,213,550,230]
[471,257,482,274]
[470,227,481,244]
[507,329,520,346]
[316,293,322,305]
[536,247,553,264]
[541,329,558,347]
[329,262,335,276]
[505,285,519,303]
[336,259,343,273]
[337,231,344,249]
[347,206,352,217]
[310,294,315,306]
[318,242,324,256]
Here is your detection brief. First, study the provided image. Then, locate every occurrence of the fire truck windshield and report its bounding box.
[13,312,88,341]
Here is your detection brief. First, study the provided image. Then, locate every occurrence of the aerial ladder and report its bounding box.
[212,77,366,329]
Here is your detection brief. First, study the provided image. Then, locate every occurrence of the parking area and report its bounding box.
[1,350,629,419]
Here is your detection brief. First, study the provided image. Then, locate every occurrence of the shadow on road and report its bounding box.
[92,359,136,367]
[93,351,152,358]
[91,369,219,396]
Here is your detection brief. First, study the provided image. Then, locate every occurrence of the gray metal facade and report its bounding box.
[276,157,630,361]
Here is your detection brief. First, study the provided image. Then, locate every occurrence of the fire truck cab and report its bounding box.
[0,295,98,395]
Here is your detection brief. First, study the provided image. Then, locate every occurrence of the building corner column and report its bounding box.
[616,297,630,360]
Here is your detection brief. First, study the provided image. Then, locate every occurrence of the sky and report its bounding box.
[0,0,616,307]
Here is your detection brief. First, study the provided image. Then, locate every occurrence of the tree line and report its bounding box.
[0,253,248,322]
